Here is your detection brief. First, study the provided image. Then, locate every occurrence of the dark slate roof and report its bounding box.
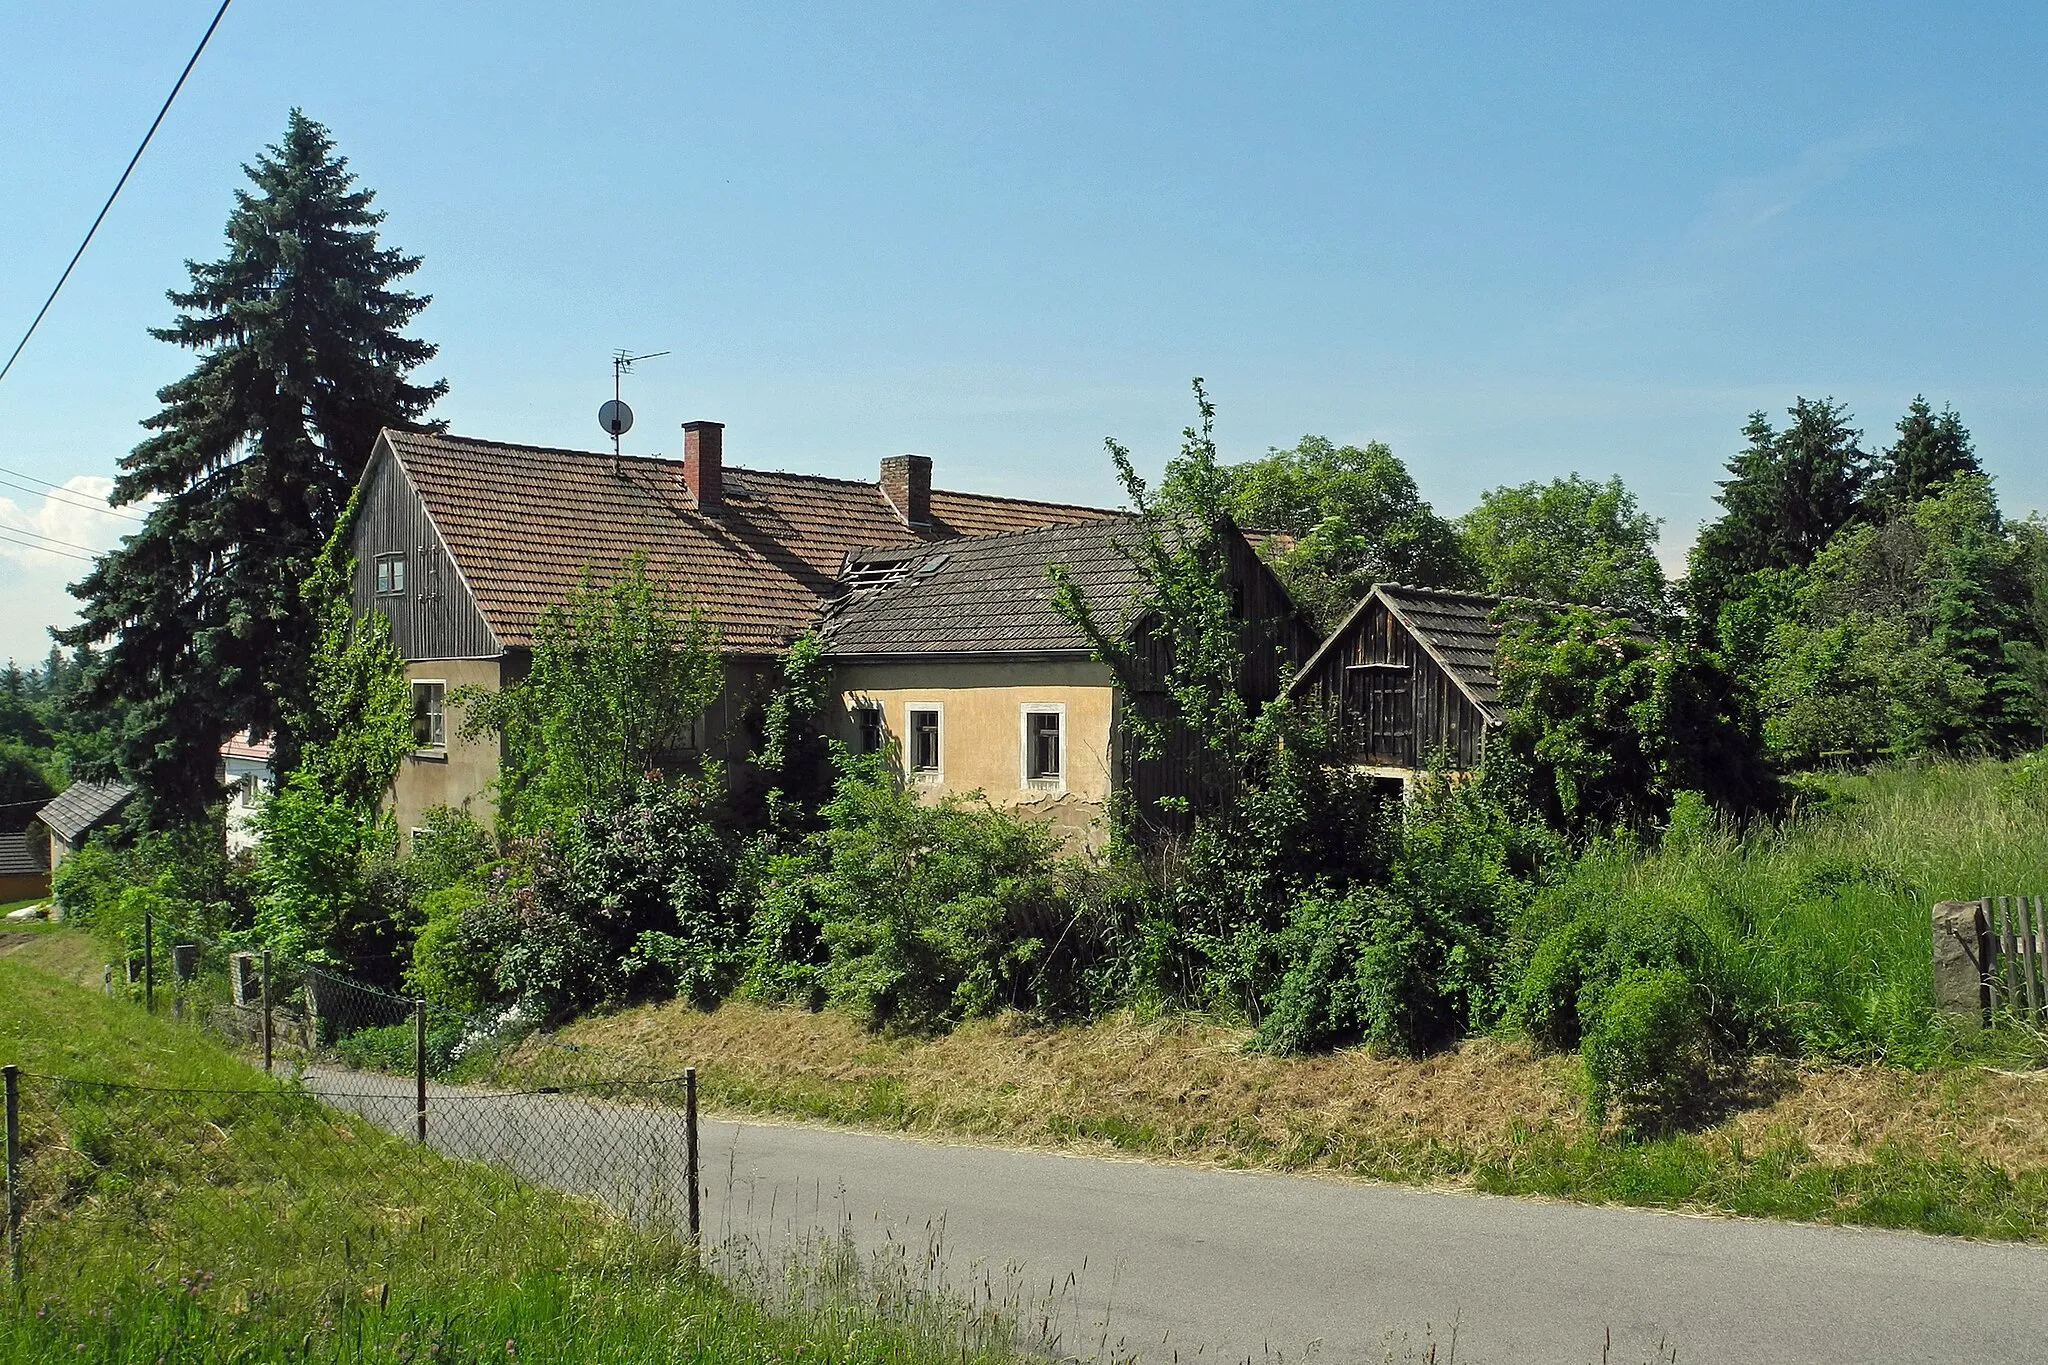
[380,430,1115,654]
[36,781,134,845]
[0,832,45,878]
[818,518,1151,657]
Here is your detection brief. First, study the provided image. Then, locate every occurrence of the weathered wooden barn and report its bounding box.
[1286,584,1513,778]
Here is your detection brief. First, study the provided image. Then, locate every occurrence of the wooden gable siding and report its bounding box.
[1302,596,1488,770]
[351,443,501,661]
[1120,530,1318,828]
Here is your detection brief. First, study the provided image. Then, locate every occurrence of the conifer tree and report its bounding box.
[59,110,444,824]
[1688,399,1868,621]
[1871,396,1981,507]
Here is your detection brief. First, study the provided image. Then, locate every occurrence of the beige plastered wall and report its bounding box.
[393,658,504,840]
[829,658,1118,851]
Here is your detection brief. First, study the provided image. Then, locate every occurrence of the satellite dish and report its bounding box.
[598,399,634,438]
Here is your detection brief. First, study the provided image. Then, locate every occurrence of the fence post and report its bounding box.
[261,951,273,1075]
[414,999,427,1146]
[142,913,154,1015]
[685,1066,700,1265]
[5,1064,20,1285]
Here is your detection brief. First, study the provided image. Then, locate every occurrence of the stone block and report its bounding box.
[1932,898,1989,1027]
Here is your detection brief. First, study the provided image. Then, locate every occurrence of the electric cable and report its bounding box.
[0,0,236,388]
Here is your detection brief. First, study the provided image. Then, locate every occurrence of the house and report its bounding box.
[34,780,135,868]
[817,516,1314,846]
[1285,583,1516,785]
[218,729,275,854]
[348,423,1113,836]
[0,832,50,902]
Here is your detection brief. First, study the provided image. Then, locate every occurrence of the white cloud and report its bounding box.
[0,476,132,665]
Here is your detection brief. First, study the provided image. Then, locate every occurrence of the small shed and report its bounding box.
[1287,584,1512,777]
[0,832,50,902]
[35,780,136,869]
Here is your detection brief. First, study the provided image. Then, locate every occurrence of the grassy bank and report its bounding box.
[486,996,2048,1239]
[0,956,1028,1365]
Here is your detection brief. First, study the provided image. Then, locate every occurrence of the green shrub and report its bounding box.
[408,805,496,891]
[329,1019,462,1075]
[744,754,1071,1033]
[1582,965,1712,1133]
[405,882,494,1013]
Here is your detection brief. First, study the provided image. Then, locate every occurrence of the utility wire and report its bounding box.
[0,468,145,523]
[0,530,93,563]
[0,518,101,554]
[0,0,235,388]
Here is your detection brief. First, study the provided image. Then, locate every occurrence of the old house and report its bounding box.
[0,832,50,903]
[34,780,134,869]
[218,730,276,854]
[349,422,1111,835]
[1286,584,1514,784]
[818,517,1314,846]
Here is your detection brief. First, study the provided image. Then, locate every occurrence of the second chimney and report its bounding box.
[683,420,724,512]
[881,454,932,527]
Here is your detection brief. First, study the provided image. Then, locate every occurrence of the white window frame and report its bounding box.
[904,702,943,782]
[411,679,447,754]
[1019,702,1066,793]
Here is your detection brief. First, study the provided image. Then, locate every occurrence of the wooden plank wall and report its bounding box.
[350,446,501,662]
[1302,596,1489,770]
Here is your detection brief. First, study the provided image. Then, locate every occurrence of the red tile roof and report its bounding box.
[383,430,1114,654]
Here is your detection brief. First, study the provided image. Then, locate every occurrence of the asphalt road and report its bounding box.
[307,1068,2048,1364]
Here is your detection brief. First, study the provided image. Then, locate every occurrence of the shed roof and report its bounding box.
[818,517,1150,658]
[36,780,134,845]
[0,832,45,878]
[378,430,1115,654]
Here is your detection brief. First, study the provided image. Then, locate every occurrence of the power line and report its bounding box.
[0,518,101,555]
[0,0,236,388]
[0,530,93,563]
[0,469,145,522]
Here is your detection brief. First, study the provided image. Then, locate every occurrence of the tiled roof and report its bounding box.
[383,430,1114,654]
[36,781,134,845]
[819,518,1152,657]
[0,832,45,878]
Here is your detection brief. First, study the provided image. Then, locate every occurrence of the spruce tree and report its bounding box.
[1688,399,1868,621]
[1872,396,1981,507]
[59,110,444,824]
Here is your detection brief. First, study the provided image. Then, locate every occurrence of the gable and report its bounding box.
[350,439,501,661]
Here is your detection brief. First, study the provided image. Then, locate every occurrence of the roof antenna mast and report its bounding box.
[600,348,670,474]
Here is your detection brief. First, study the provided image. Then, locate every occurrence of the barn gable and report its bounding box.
[348,437,501,662]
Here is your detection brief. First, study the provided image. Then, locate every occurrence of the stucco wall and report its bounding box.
[393,658,504,840]
[829,658,1119,849]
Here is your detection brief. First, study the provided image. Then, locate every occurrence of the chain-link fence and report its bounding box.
[2,1064,703,1292]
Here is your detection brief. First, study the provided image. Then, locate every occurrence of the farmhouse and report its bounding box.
[348,422,1112,836]
[818,517,1315,846]
[1286,583,1517,784]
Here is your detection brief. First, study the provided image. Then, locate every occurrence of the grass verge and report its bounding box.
[483,996,2048,1241]
[0,955,1027,1365]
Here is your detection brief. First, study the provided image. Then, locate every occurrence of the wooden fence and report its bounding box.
[1984,895,2047,1022]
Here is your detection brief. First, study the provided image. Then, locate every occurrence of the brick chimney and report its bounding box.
[683,421,724,512]
[880,454,932,527]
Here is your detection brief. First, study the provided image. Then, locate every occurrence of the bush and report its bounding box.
[53,819,250,948]
[1581,966,1712,1133]
[744,754,1071,1033]
[328,1018,465,1076]
[405,883,494,1013]
[491,776,737,1020]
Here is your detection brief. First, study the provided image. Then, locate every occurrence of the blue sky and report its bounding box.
[2,2,2045,662]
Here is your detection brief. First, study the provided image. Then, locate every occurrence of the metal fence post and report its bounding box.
[261,951,273,1074]
[5,1064,20,1285]
[142,913,154,1015]
[685,1066,700,1264]
[414,999,427,1146]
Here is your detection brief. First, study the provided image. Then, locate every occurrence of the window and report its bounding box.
[907,706,941,775]
[1022,706,1064,789]
[411,682,445,750]
[375,553,407,597]
[854,703,884,754]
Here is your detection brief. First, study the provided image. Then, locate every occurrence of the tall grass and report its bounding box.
[1531,758,2048,1064]
[0,957,1033,1365]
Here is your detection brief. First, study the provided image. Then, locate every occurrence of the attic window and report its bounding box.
[375,553,407,597]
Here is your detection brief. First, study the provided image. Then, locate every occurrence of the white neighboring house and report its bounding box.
[219,730,275,854]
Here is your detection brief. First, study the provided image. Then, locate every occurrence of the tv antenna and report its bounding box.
[601,348,669,471]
